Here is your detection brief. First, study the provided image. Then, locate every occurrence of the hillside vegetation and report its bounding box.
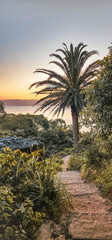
[0,45,112,239]
[0,115,73,157]
[68,46,112,199]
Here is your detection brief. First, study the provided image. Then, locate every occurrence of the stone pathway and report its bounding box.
[36,155,112,240]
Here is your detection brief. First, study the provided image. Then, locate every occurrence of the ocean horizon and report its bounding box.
[5,105,89,132]
[5,105,72,125]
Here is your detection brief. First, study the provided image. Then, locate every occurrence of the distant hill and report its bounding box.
[1,99,37,106]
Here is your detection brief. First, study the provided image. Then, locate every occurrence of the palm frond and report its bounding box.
[30,42,99,117]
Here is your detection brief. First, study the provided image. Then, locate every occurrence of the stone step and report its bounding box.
[67,212,112,240]
[58,171,98,196]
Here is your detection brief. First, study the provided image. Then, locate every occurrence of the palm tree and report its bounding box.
[0,101,6,116]
[30,43,99,146]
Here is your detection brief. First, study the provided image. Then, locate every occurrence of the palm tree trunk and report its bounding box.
[71,106,79,146]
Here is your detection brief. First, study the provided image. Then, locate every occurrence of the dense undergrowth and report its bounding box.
[68,128,112,199]
[69,46,112,199]
[0,115,73,157]
[0,147,71,240]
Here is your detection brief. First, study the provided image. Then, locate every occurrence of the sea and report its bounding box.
[5,106,72,125]
[5,106,89,132]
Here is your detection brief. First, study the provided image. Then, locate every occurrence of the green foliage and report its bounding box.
[83,46,112,137]
[0,101,6,116]
[69,46,112,198]
[48,155,64,170]
[30,43,98,145]
[68,131,112,198]
[0,147,70,239]
[84,143,107,168]
[30,43,98,116]
[36,128,73,157]
[81,158,112,199]
[68,132,93,170]
[68,153,83,171]
[0,114,73,157]
[95,160,112,198]
[0,114,49,138]
[0,187,44,240]
[54,147,73,158]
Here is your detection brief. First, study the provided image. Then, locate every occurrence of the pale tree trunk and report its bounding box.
[71,106,79,146]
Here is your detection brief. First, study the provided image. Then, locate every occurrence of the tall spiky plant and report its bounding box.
[30,43,99,146]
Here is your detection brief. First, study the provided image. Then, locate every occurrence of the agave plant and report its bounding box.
[30,43,99,146]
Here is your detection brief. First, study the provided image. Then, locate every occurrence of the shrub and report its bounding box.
[0,114,73,158]
[84,143,107,168]
[68,153,84,171]
[80,136,112,198]
[95,160,112,198]
[68,132,112,199]
[0,147,70,239]
[68,132,93,171]
[53,147,73,159]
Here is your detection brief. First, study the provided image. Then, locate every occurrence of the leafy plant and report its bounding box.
[0,147,71,239]
[68,153,84,171]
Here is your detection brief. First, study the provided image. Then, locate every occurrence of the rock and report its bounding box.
[0,136,42,153]
[35,221,54,240]
[52,223,62,238]
[55,236,65,240]
[35,220,66,240]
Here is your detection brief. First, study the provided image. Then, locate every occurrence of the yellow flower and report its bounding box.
[14,149,21,156]
[4,147,11,153]
[12,160,17,166]
[42,212,45,218]
[21,152,27,158]
[2,160,6,165]
[7,155,13,161]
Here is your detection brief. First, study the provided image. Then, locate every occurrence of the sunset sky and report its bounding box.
[0,0,112,101]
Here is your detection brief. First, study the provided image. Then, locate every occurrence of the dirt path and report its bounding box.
[60,155,111,213]
[36,155,112,240]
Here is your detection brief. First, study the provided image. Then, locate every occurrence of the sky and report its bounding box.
[0,0,112,101]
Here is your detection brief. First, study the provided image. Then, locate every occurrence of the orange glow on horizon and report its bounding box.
[0,61,47,101]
